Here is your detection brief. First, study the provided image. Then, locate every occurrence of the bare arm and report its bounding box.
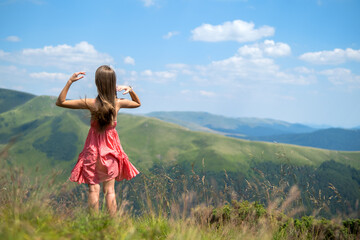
[116,85,141,109]
[56,72,91,109]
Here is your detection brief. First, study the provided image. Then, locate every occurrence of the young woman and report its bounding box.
[56,65,141,216]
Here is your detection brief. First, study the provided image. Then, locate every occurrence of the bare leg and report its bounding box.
[103,179,117,216]
[88,184,100,214]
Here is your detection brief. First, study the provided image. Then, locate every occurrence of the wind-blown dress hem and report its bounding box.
[69,120,139,185]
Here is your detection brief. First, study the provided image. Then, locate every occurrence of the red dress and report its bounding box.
[69,120,139,184]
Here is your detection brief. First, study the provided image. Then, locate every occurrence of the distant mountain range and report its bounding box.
[147,111,360,151]
[250,128,360,151]
[147,111,315,136]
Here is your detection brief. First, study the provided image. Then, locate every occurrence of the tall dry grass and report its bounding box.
[0,140,359,239]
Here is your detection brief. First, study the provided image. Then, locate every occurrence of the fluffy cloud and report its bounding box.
[320,68,360,86]
[191,20,274,43]
[124,56,135,65]
[165,49,313,87]
[0,41,113,70]
[29,72,68,81]
[185,40,311,85]
[299,48,360,65]
[0,65,70,95]
[163,31,180,39]
[293,67,315,74]
[238,40,291,58]
[5,36,21,42]
[205,56,312,85]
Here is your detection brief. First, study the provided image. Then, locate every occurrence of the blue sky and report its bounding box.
[0,0,359,127]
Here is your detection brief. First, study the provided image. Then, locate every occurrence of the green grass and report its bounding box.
[0,88,35,114]
[1,154,359,240]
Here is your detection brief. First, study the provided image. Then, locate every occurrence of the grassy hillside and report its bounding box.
[0,88,35,114]
[118,115,360,172]
[0,96,90,180]
[0,95,359,176]
[2,96,359,175]
[2,159,359,240]
[0,91,360,217]
[147,111,360,151]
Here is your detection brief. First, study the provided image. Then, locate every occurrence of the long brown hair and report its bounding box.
[93,65,117,129]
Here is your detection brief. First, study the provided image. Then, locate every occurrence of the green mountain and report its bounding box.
[1,97,358,173]
[1,89,360,217]
[147,111,360,151]
[0,88,35,114]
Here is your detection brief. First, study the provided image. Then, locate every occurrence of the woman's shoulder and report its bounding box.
[85,98,96,103]
[83,98,96,107]
[115,98,125,110]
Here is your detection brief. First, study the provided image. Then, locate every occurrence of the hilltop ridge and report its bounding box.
[1,89,360,217]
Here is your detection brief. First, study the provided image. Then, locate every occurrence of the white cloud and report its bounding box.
[200,90,215,97]
[204,42,309,85]
[141,0,154,7]
[124,56,135,65]
[0,50,9,58]
[0,65,27,76]
[191,19,274,43]
[140,69,177,83]
[320,68,360,87]
[164,41,312,86]
[163,31,179,39]
[166,63,189,69]
[293,67,315,74]
[121,70,138,83]
[299,48,360,65]
[141,69,153,77]
[262,40,291,57]
[29,72,68,80]
[166,63,193,75]
[238,40,291,58]
[0,41,113,70]
[5,36,21,42]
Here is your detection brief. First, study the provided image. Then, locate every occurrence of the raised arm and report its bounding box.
[116,85,141,109]
[56,72,91,109]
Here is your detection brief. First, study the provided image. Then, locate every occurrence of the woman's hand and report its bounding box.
[56,71,89,109]
[116,85,141,108]
[69,72,86,83]
[116,85,133,95]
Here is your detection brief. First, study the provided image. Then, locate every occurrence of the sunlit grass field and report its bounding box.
[1,145,359,240]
